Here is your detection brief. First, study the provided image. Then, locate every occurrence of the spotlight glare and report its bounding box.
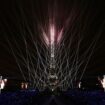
[50,25,55,45]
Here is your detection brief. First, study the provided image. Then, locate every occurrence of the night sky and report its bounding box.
[0,0,105,81]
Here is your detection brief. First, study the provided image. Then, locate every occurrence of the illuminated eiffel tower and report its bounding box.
[48,25,58,91]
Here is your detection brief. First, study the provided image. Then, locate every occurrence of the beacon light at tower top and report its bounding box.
[42,23,63,46]
[50,25,55,45]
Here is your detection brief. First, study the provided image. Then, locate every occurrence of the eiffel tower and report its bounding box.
[48,25,58,91]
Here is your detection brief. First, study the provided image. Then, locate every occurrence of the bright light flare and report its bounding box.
[57,29,63,44]
[0,77,7,90]
[50,25,55,45]
[43,31,49,45]
[99,75,105,91]
[42,24,63,46]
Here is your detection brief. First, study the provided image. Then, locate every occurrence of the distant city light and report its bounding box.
[4,79,7,83]
[78,82,81,88]
[21,82,28,89]
[99,75,105,91]
[0,76,8,93]
[1,80,5,89]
